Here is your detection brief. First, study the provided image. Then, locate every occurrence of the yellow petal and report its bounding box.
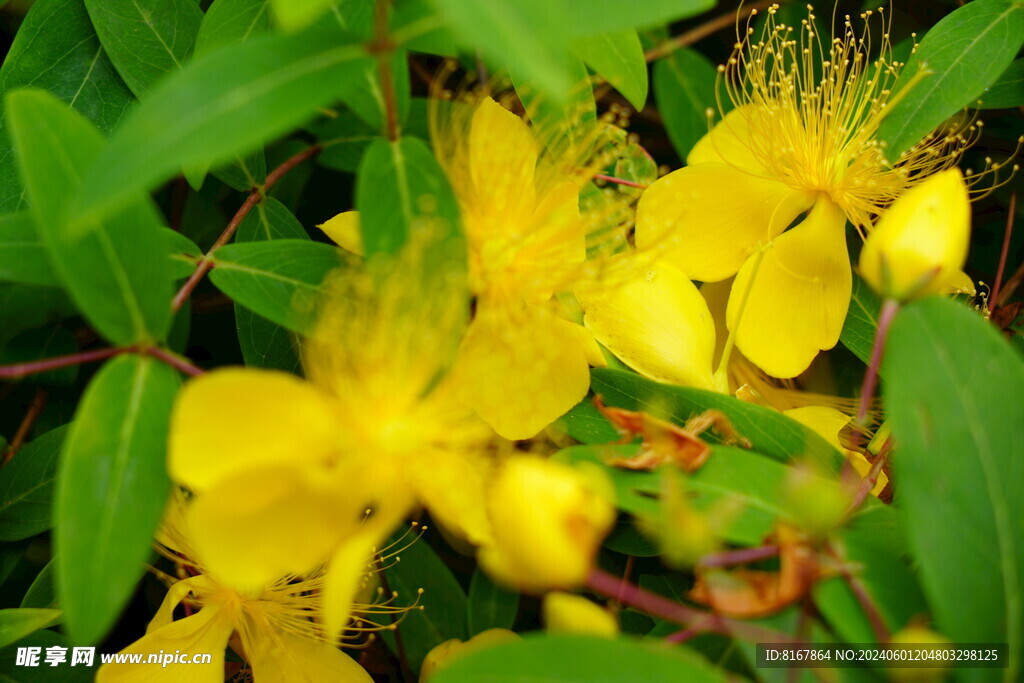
[454,303,591,440]
[784,407,887,497]
[96,604,233,683]
[187,467,353,594]
[407,452,492,546]
[578,257,717,390]
[169,369,340,493]
[727,198,851,378]
[544,592,619,636]
[319,211,364,255]
[635,163,816,282]
[558,317,607,367]
[246,628,372,683]
[421,629,520,681]
[687,105,766,173]
[147,576,214,633]
[521,179,585,270]
[468,98,537,231]
[699,278,733,370]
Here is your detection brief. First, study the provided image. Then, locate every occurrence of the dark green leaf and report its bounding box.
[839,274,880,365]
[0,327,78,386]
[878,0,1024,160]
[604,517,660,557]
[195,0,272,56]
[234,197,308,372]
[21,561,57,611]
[467,569,519,635]
[55,354,180,644]
[7,89,173,345]
[0,0,134,213]
[84,0,203,97]
[981,58,1024,109]
[74,29,372,223]
[0,630,96,682]
[570,31,648,110]
[432,633,725,683]
[654,48,720,162]
[0,212,59,287]
[381,537,467,672]
[355,136,462,259]
[884,297,1024,678]
[0,286,75,347]
[564,0,714,36]
[393,0,458,56]
[591,368,844,470]
[344,50,411,131]
[0,427,67,542]
[310,110,379,172]
[209,240,347,334]
[0,610,61,650]
[165,230,202,280]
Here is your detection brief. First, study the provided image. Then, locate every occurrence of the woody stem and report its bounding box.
[856,298,900,427]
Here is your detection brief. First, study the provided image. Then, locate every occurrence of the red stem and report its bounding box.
[1,387,47,465]
[594,174,648,189]
[990,193,1016,313]
[856,298,900,426]
[145,347,204,377]
[699,544,780,569]
[0,347,126,380]
[827,544,890,642]
[170,145,322,313]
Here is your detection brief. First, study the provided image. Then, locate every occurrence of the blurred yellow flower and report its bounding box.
[421,628,520,681]
[859,168,970,300]
[478,456,614,592]
[633,5,976,378]
[169,253,493,639]
[96,496,389,683]
[543,592,618,637]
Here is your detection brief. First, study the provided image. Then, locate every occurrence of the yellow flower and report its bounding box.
[859,168,970,300]
[478,456,614,592]
[634,5,975,378]
[168,252,493,639]
[96,496,392,683]
[543,592,618,637]
[421,629,520,681]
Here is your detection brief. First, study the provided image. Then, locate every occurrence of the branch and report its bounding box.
[1,387,47,465]
[0,347,126,380]
[644,0,779,62]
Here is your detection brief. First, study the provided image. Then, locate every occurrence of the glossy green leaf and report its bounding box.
[55,354,179,644]
[21,561,57,611]
[429,0,574,102]
[878,0,1024,160]
[0,212,58,287]
[381,537,467,672]
[0,609,61,650]
[74,28,372,224]
[393,0,458,56]
[355,136,462,258]
[570,31,648,110]
[270,0,337,31]
[654,48,719,162]
[345,50,412,131]
[209,240,347,334]
[467,569,519,636]
[432,633,725,682]
[6,89,173,345]
[591,368,844,470]
[0,427,67,542]
[195,0,272,56]
[839,274,880,365]
[565,0,714,36]
[234,197,307,372]
[884,297,1024,679]
[0,0,134,213]
[84,0,203,97]
[981,58,1024,109]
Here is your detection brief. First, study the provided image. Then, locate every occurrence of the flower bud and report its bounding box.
[543,592,618,636]
[420,629,519,681]
[859,168,970,301]
[479,457,614,592]
[887,625,952,682]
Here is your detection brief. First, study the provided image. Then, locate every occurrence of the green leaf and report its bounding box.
[591,368,844,470]
[0,212,58,287]
[0,327,79,386]
[55,354,180,644]
[839,274,880,365]
[6,89,173,345]
[654,48,720,162]
[981,58,1024,109]
[428,0,574,103]
[345,50,412,131]
[84,0,203,97]
[604,517,660,557]
[381,537,467,673]
[0,285,75,347]
[0,630,96,682]
[877,0,1024,160]
[467,569,519,635]
[884,297,1024,679]
[74,28,372,224]
[21,561,57,611]
[393,0,458,56]
[0,427,67,542]
[566,0,714,36]
[570,31,648,110]
[0,0,134,213]
[432,633,725,682]
[355,136,462,259]
[310,110,379,172]
[195,0,272,56]
[0,609,61,650]
[234,197,307,372]
[209,240,347,334]
[270,0,337,31]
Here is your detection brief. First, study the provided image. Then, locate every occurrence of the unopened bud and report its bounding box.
[543,592,618,636]
[479,457,615,592]
[420,629,519,681]
[859,169,970,301]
